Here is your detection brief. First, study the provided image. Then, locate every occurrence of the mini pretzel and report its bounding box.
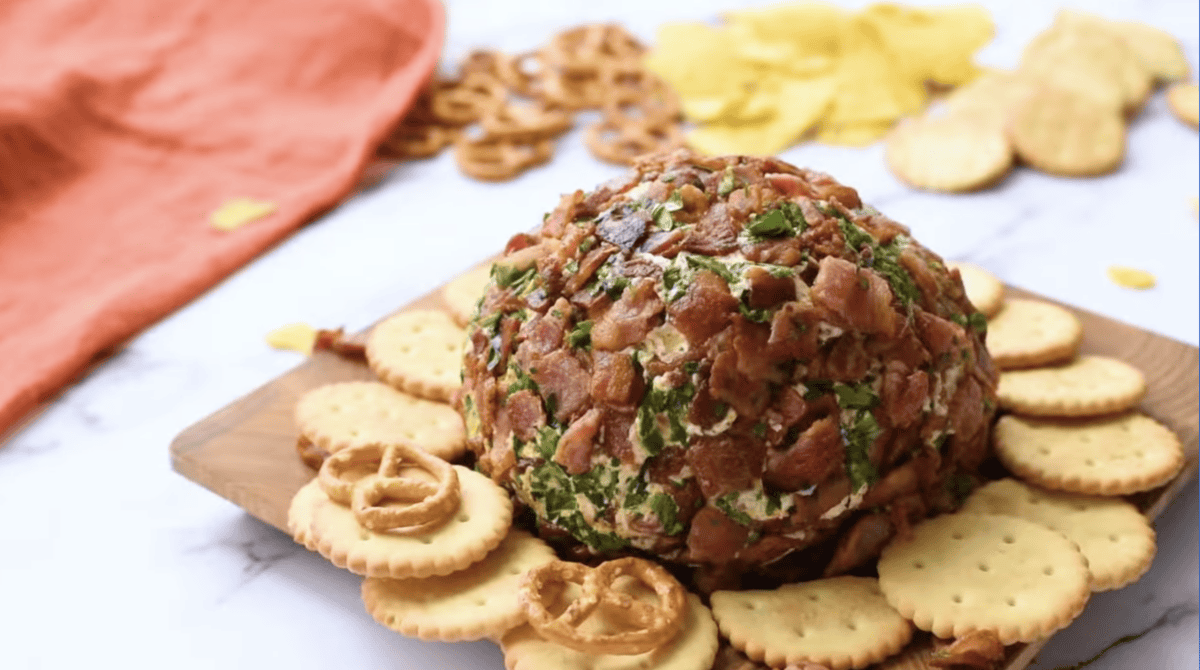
[585,116,684,166]
[379,121,457,159]
[518,557,687,655]
[431,73,507,126]
[545,24,645,76]
[540,69,608,110]
[600,65,681,126]
[497,51,549,98]
[317,442,460,532]
[481,101,574,140]
[454,132,555,181]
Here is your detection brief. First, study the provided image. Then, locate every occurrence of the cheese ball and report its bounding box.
[457,150,997,585]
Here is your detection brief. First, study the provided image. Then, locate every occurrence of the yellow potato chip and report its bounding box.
[723,3,848,55]
[266,322,318,354]
[210,196,277,231]
[644,23,755,99]
[863,4,993,87]
[825,20,928,127]
[817,120,894,146]
[1107,265,1156,289]
[688,75,837,155]
[649,2,994,155]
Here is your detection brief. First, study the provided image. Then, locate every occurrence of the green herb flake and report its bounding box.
[833,382,879,410]
[566,320,593,349]
[528,461,629,553]
[718,167,739,197]
[715,493,753,527]
[752,421,767,438]
[738,301,773,324]
[967,312,988,333]
[507,367,540,396]
[650,493,685,535]
[684,254,736,284]
[842,410,881,492]
[492,264,536,290]
[744,202,807,241]
[535,426,559,460]
[764,490,784,515]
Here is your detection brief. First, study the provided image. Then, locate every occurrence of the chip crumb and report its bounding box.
[210,197,278,231]
[1106,265,1156,290]
[267,322,318,354]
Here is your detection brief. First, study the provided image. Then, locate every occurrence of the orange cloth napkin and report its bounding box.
[0,0,444,439]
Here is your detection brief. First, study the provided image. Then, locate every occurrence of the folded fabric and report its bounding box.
[0,0,444,439]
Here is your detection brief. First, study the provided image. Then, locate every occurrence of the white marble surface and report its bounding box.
[1,0,1197,668]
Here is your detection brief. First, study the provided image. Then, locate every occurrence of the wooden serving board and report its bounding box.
[170,274,1199,670]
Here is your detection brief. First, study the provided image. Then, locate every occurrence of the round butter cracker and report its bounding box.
[710,576,912,670]
[366,310,466,402]
[997,355,1146,417]
[877,513,1091,645]
[985,299,1082,369]
[287,478,324,551]
[309,465,512,579]
[962,478,1157,591]
[443,263,495,327]
[362,530,556,642]
[885,115,1013,193]
[1010,88,1126,177]
[501,592,718,670]
[994,412,1184,495]
[947,261,1004,318]
[295,381,466,461]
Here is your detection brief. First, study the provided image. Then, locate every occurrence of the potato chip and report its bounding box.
[267,322,318,354]
[647,3,993,156]
[1107,265,1156,290]
[210,196,278,231]
[863,4,993,87]
[687,74,837,156]
[644,23,756,100]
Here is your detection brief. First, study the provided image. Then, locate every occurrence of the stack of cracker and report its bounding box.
[886,9,1193,192]
[281,258,1187,670]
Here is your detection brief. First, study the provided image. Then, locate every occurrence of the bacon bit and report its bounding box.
[591,351,643,406]
[764,416,843,491]
[668,270,738,346]
[685,433,765,499]
[822,512,894,577]
[810,256,900,338]
[313,327,367,360]
[591,278,664,351]
[930,630,1006,669]
[686,505,750,565]
[554,408,602,475]
[529,349,591,422]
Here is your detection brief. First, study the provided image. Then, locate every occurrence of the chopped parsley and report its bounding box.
[744,202,807,241]
[650,493,685,535]
[684,254,736,284]
[637,381,696,453]
[764,490,785,515]
[718,167,741,196]
[835,216,920,309]
[738,301,773,324]
[565,320,593,349]
[492,264,536,291]
[527,460,629,553]
[506,367,539,396]
[752,421,768,438]
[588,261,631,300]
[833,380,881,492]
[715,492,753,526]
[802,379,833,401]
